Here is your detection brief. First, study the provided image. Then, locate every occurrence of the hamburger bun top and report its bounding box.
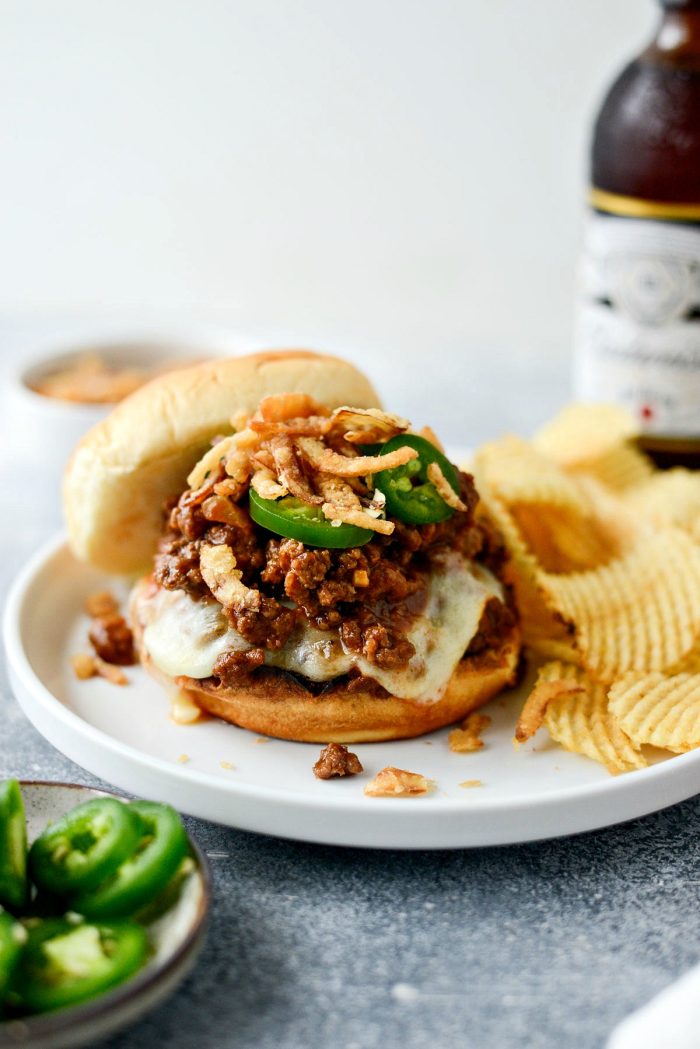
[64,350,381,574]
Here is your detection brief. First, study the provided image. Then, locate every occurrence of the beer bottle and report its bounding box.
[574,0,700,467]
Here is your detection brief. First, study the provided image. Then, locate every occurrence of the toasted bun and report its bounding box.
[64,350,381,575]
[133,609,520,743]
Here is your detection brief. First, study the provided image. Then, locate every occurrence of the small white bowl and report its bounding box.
[0,781,211,1049]
[4,337,216,530]
[13,338,209,464]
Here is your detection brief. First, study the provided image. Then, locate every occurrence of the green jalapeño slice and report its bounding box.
[374,434,461,525]
[15,918,147,1014]
[249,490,373,548]
[71,802,189,920]
[29,798,143,899]
[0,779,28,911]
[0,909,27,1003]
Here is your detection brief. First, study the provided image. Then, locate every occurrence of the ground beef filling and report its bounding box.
[465,596,517,656]
[153,469,512,683]
[88,614,135,666]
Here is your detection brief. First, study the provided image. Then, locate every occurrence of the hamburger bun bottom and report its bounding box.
[134,614,521,743]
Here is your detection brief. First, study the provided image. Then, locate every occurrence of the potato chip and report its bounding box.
[474,437,629,573]
[523,625,580,664]
[623,469,700,537]
[569,443,654,493]
[520,662,646,772]
[471,401,700,774]
[573,475,643,549]
[511,503,620,573]
[538,529,700,680]
[533,403,639,467]
[609,672,700,753]
[670,642,700,676]
[473,435,591,514]
[545,675,646,776]
[532,402,653,493]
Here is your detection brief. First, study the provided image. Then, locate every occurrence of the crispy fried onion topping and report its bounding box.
[269,435,322,505]
[199,543,261,611]
[296,436,417,477]
[514,680,583,743]
[248,394,332,439]
[426,462,467,512]
[250,466,289,501]
[184,396,453,535]
[188,435,237,490]
[330,406,409,445]
[188,429,260,491]
[201,495,251,529]
[318,476,394,535]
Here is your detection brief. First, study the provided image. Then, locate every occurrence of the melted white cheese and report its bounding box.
[138,554,504,705]
[140,586,250,679]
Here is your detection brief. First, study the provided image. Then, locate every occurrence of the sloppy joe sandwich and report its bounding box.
[65,350,520,743]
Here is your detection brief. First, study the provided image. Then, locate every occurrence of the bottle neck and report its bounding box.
[646,3,700,62]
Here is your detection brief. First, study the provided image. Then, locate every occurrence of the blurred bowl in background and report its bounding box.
[4,335,225,533]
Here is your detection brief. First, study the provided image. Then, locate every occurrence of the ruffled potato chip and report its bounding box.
[544,666,646,773]
[473,403,700,775]
[511,503,622,573]
[569,443,655,493]
[514,662,646,772]
[533,403,639,467]
[573,475,643,549]
[670,643,700,676]
[623,469,700,537]
[533,403,653,493]
[473,435,591,514]
[516,661,644,773]
[522,626,580,665]
[608,672,700,753]
[474,437,630,574]
[538,529,700,681]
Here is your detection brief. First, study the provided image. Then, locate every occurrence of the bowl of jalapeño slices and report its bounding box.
[0,780,210,1049]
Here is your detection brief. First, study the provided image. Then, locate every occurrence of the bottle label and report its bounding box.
[574,207,700,437]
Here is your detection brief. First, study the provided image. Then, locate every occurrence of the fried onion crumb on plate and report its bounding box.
[364,767,433,797]
[448,713,491,753]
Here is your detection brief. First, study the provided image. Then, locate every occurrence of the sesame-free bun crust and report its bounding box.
[64,351,381,575]
[132,603,521,743]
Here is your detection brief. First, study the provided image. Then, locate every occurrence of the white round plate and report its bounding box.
[5,536,700,849]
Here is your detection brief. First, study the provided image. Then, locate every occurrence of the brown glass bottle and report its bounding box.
[574,0,700,467]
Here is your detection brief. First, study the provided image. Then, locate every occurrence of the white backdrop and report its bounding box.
[0,0,655,442]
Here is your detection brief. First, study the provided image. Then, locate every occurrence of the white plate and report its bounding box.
[5,536,700,849]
